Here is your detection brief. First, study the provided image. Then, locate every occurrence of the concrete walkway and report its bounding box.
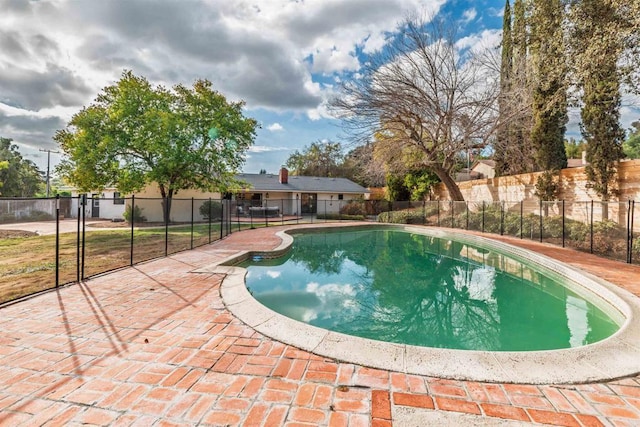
[0,219,115,236]
[0,224,639,426]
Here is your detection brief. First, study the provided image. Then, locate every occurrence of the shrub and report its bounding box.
[377,209,424,224]
[316,213,365,221]
[123,205,146,223]
[339,201,366,216]
[199,200,222,220]
[366,200,392,216]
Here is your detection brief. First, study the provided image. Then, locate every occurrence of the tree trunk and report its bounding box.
[601,200,609,222]
[431,165,465,201]
[158,185,174,224]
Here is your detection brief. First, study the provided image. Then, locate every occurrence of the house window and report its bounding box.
[338,194,344,200]
[113,192,124,205]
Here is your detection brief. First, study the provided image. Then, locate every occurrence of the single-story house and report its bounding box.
[472,160,496,179]
[68,187,127,220]
[233,167,369,217]
[69,168,369,222]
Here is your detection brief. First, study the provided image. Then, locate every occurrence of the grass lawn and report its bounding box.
[0,223,251,305]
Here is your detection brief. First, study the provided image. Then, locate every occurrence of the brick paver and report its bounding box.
[1,224,640,426]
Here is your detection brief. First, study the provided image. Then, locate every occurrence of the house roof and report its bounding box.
[235,173,369,194]
[472,159,496,169]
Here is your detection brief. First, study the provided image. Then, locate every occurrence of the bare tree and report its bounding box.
[331,14,502,201]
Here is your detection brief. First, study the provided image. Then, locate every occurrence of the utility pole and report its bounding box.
[39,148,59,197]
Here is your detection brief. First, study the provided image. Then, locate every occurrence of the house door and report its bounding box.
[301,193,316,214]
[91,194,100,218]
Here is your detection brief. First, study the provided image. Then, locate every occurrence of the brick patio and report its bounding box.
[1,224,639,426]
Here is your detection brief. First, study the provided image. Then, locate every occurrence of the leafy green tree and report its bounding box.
[570,0,626,209]
[403,169,440,201]
[623,121,640,159]
[0,160,7,195]
[0,137,44,197]
[385,173,411,202]
[565,138,587,159]
[56,71,257,222]
[285,141,345,177]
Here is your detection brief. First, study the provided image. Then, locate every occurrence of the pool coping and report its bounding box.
[198,223,640,385]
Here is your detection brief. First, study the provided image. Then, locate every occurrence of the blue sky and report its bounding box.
[0,0,637,176]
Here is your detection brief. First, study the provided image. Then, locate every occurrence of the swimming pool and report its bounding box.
[241,228,619,351]
[208,224,640,383]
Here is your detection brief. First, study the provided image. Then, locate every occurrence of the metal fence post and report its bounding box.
[450,200,454,228]
[437,200,440,226]
[466,201,469,230]
[164,197,169,257]
[81,195,86,280]
[130,195,135,266]
[76,196,81,283]
[562,200,565,248]
[500,201,504,236]
[422,200,426,225]
[220,199,226,239]
[590,200,594,253]
[55,195,60,287]
[209,198,212,243]
[190,197,194,250]
[481,201,485,233]
[631,200,635,264]
[539,199,543,243]
[324,200,328,223]
[282,199,285,225]
[627,200,632,263]
[520,200,523,239]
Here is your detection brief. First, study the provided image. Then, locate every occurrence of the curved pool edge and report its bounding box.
[205,223,640,385]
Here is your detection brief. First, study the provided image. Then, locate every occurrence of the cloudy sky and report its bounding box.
[1,0,637,176]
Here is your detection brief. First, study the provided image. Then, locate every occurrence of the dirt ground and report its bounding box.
[0,230,38,239]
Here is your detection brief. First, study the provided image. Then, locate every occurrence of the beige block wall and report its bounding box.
[433,160,640,226]
[435,160,640,203]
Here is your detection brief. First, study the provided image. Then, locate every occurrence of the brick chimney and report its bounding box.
[279,167,289,184]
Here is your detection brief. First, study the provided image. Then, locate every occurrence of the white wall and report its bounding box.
[69,190,126,220]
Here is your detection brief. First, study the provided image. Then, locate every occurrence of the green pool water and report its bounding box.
[242,229,620,351]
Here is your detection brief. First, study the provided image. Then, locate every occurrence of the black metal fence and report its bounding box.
[1,196,639,305]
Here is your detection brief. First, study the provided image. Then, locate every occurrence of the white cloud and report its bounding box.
[462,8,477,23]
[455,29,502,53]
[267,122,284,132]
[248,145,291,153]
[266,270,281,279]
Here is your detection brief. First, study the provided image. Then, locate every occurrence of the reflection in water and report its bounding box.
[243,229,619,351]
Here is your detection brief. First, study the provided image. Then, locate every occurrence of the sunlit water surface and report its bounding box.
[242,229,619,351]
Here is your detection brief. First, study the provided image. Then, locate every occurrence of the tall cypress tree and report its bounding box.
[530,0,568,175]
[511,0,536,173]
[494,0,513,176]
[494,0,537,177]
[571,0,625,206]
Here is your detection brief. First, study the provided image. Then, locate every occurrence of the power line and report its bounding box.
[39,149,60,197]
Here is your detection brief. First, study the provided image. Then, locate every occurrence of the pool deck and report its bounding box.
[1,223,639,426]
